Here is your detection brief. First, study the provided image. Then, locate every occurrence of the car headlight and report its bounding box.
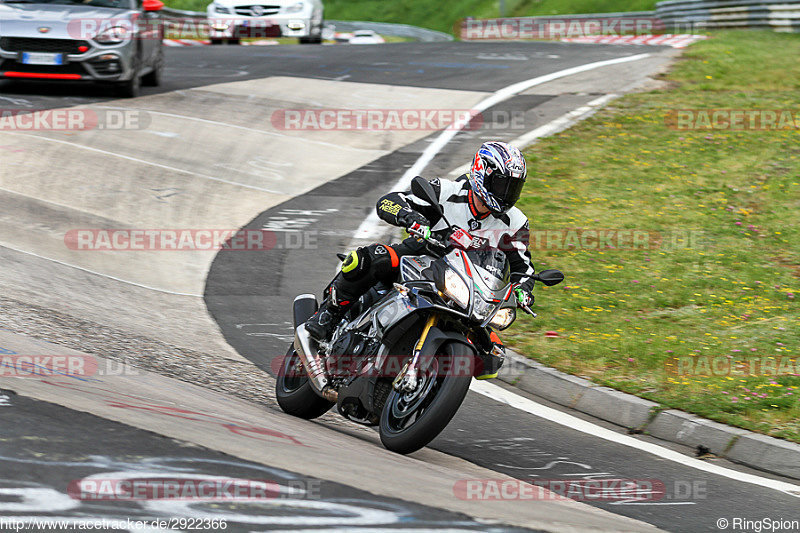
[213,3,231,13]
[489,308,516,330]
[95,26,131,44]
[285,1,305,13]
[442,268,470,309]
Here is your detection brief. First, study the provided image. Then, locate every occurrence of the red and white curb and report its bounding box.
[163,39,210,46]
[163,38,282,46]
[562,33,707,49]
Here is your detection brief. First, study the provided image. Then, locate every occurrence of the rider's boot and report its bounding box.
[305,275,361,342]
[305,249,377,342]
[305,296,347,342]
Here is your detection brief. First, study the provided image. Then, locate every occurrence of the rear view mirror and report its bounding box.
[410,177,442,217]
[535,269,564,286]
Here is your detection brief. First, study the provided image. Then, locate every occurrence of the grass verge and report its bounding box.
[507,30,800,442]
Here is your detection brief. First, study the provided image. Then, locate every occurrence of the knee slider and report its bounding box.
[340,248,370,281]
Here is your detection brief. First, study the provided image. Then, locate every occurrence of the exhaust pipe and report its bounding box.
[320,388,338,403]
[294,325,329,393]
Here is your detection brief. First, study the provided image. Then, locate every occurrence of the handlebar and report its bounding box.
[407,224,450,251]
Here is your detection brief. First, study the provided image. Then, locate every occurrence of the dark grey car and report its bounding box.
[0,0,165,97]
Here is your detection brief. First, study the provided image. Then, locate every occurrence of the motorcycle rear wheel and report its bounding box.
[275,346,334,419]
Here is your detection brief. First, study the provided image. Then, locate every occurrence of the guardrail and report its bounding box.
[325,20,453,42]
[656,0,800,31]
[159,8,453,42]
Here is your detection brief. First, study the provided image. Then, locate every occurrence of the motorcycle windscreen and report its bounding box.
[466,249,511,293]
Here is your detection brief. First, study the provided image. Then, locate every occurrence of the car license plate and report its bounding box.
[21,52,63,66]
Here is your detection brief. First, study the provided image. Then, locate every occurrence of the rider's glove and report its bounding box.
[397,208,430,229]
[513,286,534,308]
[408,222,432,240]
[398,209,431,240]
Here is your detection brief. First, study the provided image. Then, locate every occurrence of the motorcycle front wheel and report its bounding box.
[379,342,472,454]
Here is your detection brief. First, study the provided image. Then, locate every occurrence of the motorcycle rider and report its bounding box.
[305,141,536,378]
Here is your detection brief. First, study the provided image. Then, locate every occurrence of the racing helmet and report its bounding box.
[468,141,527,214]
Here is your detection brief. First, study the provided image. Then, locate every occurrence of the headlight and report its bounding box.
[285,1,305,13]
[472,296,495,321]
[213,3,231,13]
[489,308,516,330]
[442,268,470,309]
[95,26,131,44]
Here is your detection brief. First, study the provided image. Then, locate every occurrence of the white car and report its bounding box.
[348,29,384,45]
[206,0,323,44]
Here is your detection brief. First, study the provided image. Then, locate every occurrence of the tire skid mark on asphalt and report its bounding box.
[29,377,310,447]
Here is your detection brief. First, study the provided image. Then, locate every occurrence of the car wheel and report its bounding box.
[299,22,323,44]
[142,48,163,87]
[116,72,141,98]
[210,38,224,45]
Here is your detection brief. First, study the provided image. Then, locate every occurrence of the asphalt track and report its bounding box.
[1,41,799,532]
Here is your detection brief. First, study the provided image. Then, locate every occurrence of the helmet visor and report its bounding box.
[485,172,525,212]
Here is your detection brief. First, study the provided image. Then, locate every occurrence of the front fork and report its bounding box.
[393,314,437,393]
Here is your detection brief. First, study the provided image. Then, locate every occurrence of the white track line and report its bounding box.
[471,380,800,497]
[511,93,618,147]
[0,131,288,195]
[442,93,619,180]
[351,52,650,244]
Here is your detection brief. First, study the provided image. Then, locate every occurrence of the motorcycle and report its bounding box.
[276,178,564,454]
